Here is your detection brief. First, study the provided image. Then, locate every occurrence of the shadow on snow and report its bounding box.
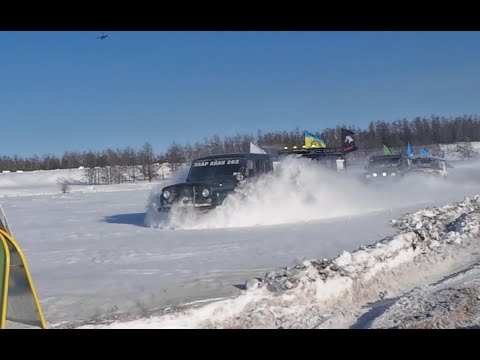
[104,213,147,227]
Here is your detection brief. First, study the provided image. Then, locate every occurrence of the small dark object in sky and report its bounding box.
[97,34,109,40]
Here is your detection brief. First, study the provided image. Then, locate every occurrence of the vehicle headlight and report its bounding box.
[162,190,170,199]
[373,173,377,177]
[201,188,210,197]
[382,172,387,177]
[236,174,244,181]
[391,172,396,176]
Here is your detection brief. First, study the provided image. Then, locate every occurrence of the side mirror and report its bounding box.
[248,169,255,177]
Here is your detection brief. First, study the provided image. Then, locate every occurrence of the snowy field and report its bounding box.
[2,158,480,328]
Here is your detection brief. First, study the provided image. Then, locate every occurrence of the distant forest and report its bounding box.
[2,115,480,172]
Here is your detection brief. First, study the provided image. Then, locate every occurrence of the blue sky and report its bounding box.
[1,31,480,157]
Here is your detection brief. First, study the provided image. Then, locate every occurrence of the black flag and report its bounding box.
[341,128,358,153]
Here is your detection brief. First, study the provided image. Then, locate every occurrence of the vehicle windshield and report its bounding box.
[187,158,246,182]
[410,158,443,170]
[368,156,402,169]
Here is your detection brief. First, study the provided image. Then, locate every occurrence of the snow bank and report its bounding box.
[440,141,480,161]
[0,169,85,188]
[0,169,87,197]
[0,166,174,197]
[367,265,480,329]
[84,195,480,329]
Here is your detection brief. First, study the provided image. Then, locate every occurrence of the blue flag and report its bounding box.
[420,147,430,157]
[406,142,413,157]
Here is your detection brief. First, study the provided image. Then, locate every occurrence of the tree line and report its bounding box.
[1,114,480,173]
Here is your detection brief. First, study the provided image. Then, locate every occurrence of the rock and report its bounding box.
[245,278,261,291]
[302,260,311,267]
[265,271,277,279]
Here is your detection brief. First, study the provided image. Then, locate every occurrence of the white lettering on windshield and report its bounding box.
[193,159,240,167]
[209,160,225,166]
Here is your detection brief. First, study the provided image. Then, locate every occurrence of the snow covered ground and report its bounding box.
[2,158,480,328]
[81,195,480,329]
[440,141,480,161]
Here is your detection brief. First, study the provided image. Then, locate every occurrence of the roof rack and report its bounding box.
[278,146,350,156]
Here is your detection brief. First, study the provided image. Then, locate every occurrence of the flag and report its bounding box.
[249,142,267,154]
[341,128,357,153]
[420,147,430,157]
[383,144,393,155]
[406,142,413,157]
[304,131,327,148]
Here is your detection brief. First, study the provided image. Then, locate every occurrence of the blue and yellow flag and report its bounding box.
[304,131,327,148]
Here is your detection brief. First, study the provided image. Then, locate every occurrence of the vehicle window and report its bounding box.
[259,159,270,173]
[246,160,255,176]
[368,156,402,169]
[265,160,272,172]
[188,158,245,182]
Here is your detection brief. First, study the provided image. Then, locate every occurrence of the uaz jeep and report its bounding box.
[407,157,448,178]
[363,154,409,181]
[277,128,358,171]
[158,153,273,211]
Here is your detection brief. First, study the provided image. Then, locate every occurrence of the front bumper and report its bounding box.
[364,172,399,180]
[158,202,215,212]
[158,182,236,212]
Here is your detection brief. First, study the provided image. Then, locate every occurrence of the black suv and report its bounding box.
[158,153,274,211]
[363,154,409,181]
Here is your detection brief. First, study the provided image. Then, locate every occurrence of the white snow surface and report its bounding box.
[2,158,480,328]
[84,196,480,329]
